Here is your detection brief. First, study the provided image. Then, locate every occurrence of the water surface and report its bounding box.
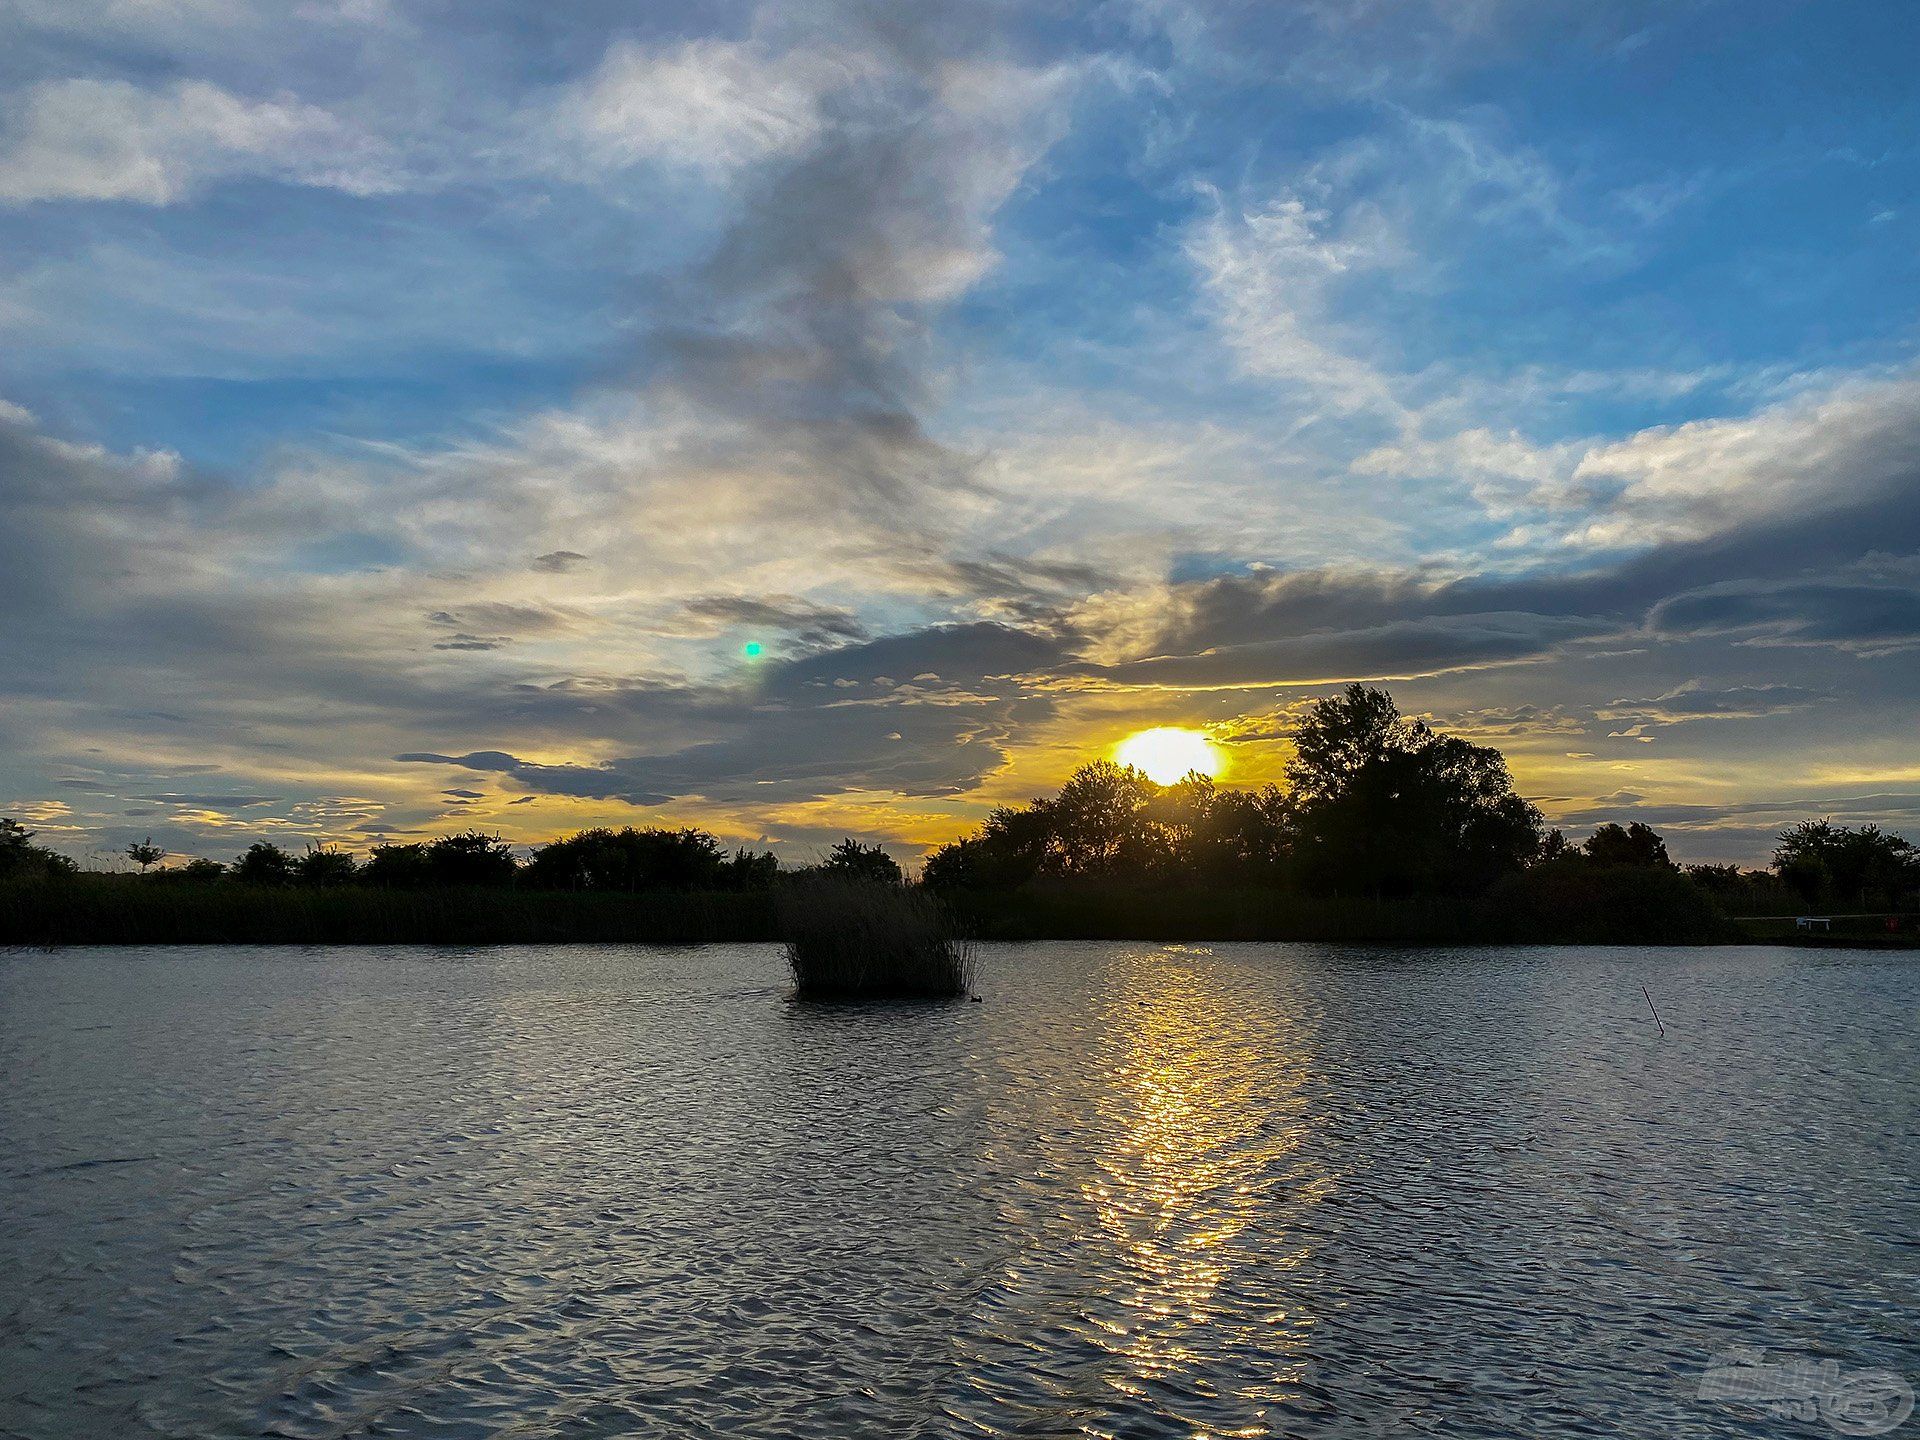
[2,942,1914,1437]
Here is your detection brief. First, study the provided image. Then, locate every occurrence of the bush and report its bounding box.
[1482,859,1735,944]
[777,880,974,999]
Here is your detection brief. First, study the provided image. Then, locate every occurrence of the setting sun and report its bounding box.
[1113,727,1224,786]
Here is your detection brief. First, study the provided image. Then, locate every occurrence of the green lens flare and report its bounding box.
[742,641,764,658]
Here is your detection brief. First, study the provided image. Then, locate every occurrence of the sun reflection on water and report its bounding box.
[954,944,1337,1434]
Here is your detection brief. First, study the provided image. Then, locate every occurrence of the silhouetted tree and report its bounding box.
[179,857,226,880]
[819,838,903,886]
[524,826,734,890]
[724,847,781,890]
[1683,863,1779,907]
[126,837,166,874]
[1773,820,1919,908]
[233,841,295,885]
[1286,684,1541,896]
[0,819,77,880]
[921,802,1055,890]
[425,831,518,887]
[1040,761,1161,877]
[361,842,432,887]
[296,844,359,886]
[1582,822,1674,869]
[923,761,1297,890]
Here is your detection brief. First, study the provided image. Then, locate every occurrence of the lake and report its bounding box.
[1,943,1914,1438]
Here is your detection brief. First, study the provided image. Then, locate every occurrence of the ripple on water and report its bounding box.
[1,941,1915,1438]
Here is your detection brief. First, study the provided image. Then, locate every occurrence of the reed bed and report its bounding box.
[777,880,974,999]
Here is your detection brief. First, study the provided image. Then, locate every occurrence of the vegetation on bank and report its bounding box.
[3,687,1916,949]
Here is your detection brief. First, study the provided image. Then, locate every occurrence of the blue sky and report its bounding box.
[3,0,1917,866]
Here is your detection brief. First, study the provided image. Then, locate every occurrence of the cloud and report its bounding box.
[1596,682,1831,724]
[0,78,399,204]
[676,595,869,647]
[1071,611,1607,690]
[399,622,1066,806]
[131,792,282,806]
[1647,565,1920,657]
[547,36,853,176]
[1564,370,1920,550]
[1184,183,1404,416]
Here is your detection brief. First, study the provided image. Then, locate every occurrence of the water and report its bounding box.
[1,943,1914,1439]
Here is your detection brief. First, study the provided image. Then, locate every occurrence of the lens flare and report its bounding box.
[1113,727,1224,785]
[742,641,764,658]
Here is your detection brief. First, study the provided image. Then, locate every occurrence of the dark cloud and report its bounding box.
[400,622,1066,805]
[1647,574,1920,656]
[1596,682,1830,723]
[432,634,511,651]
[427,603,571,634]
[531,550,588,572]
[678,594,869,647]
[1072,611,1609,690]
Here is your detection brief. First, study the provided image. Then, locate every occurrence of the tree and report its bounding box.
[233,841,295,885]
[723,847,781,890]
[179,857,226,880]
[1040,761,1161,877]
[1582,822,1674,869]
[1285,684,1541,896]
[126,837,166,874]
[296,845,359,886]
[921,803,1055,890]
[820,838,903,886]
[362,842,432,887]
[425,831,518,887]
[1773,820,1919,908]
[524,827,730,890]
[0,818,77,880]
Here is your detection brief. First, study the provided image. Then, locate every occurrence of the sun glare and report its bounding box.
[1113,727,1224,786]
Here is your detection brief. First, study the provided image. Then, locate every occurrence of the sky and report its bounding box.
[2,0,1917,869]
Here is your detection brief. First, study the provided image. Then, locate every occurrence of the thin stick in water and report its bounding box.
[1641,984,1665,1038]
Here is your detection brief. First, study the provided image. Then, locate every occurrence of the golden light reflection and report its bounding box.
[1112,728,1225,786]
[1080,947,1334,1421]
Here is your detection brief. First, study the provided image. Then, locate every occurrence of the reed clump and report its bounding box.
[778,879,974,999]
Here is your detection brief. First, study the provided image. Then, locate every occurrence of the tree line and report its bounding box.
[921,685,1919,910]
[2,685,1915,913]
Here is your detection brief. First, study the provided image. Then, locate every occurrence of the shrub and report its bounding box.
[777,880,974,1000]
[1482,859,1735,944]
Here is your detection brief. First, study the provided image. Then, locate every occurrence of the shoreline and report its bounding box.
[5,877,1912,949]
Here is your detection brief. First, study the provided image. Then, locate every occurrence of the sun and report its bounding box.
[1113,727,1224,786]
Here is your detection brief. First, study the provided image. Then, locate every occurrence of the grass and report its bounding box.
[777,880,975,999]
